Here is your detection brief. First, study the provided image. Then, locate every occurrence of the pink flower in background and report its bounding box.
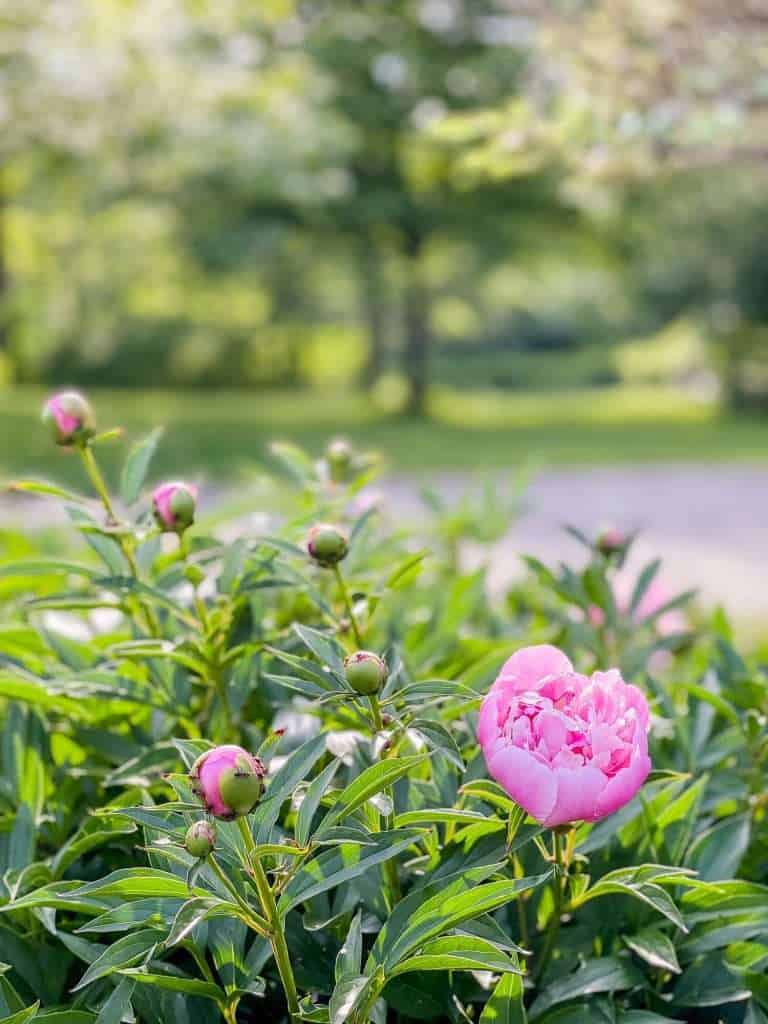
[478,644,651,827]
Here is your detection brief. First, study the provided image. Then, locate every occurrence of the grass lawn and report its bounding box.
[2,385,768,486]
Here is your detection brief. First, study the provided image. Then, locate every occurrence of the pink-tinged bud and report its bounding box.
[307,523,349,567]
[152,481,197,533]
[42,391,96,447]
[344,650,388,695]
[326,437,354,483]
[596,527,626,557]
[189,745,265,820]
[185,820,216,858]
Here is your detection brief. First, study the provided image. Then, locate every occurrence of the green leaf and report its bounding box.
[335,910,363,984]
[578,865,692,932]
[94,979,135,1024]
[296,758,340,847]
[120,428,163,505]
[394,808,497,829]
[278,830,423,915]
[408,719,464,771]
[529,957,644,1020]
[0,1004,40,1024]
[391,936,522,977]
[52,818,137,879]
[35,1014,97,1023]
[629,559,662,616]
[72,930,160,992]
[619,1014,684,1023]
[252,733,329,843]
[623,928,681,974]
[70,869,198,901]
[687,814,751,881]
[328,975,372,1024]
[166,897,242,946]
[293,624,345,674]
[383,872,551,971]
[118,968,224,1001]
[315,756,427,836]
[8,480,89,504]
[78,898,185,935]
[385,550,428,589]
[480,971,527,1024]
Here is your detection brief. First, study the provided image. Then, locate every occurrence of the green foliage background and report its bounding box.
[0,425,766,1022]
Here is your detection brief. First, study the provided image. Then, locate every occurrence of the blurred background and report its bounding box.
[2,0,768,616]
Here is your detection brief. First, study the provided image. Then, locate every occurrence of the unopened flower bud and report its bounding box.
[185,820,216,858]
[344,650,388,695]
[42,391,96,447]
[307,523,349,567]
[189,744,265,820]
[326,438,353,483]
[596,527,625,557]
[153,481,197,533]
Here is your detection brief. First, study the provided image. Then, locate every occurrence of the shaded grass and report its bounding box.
[2,385,768,488]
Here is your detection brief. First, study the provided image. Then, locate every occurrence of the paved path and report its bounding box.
[384,465,768,618]
[2,464,767,617]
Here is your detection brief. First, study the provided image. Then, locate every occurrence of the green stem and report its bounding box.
[79,443,160,636]
[79,443,117,521]
[333,564,363,647]
[535,830,566,982]
[368,693,401,906]
[208,855,270,937]
[237,818,300,1022]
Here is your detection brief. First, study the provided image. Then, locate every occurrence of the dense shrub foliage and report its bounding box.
[0,408,766,1024]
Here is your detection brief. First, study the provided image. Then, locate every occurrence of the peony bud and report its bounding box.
[189,744,265,820]
[596,527,625,557]
[326,437,353,483]
[185,820,216,858]
[344,650,388,695]
[42,391,96,447]
[307,523,349,567]
[152,481,197,533]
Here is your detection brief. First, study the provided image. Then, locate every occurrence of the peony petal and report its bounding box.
[592,748,651,821]
[486,743,557,823]
[477,690,502,748]
[542,761,606,827]
[496,645,574,694]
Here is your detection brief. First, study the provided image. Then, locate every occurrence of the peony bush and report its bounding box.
[0,396,765,1023]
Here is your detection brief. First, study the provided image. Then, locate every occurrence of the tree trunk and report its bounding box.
[358,235,387,390]
[402,231,431,417]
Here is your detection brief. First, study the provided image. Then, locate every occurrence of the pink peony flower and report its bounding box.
[189,744,265,820]
[152,481,197,533]
[478,644,651,827]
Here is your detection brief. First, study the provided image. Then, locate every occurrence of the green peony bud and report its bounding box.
[185,820,216,858]
[307,523,349,568]
[344,650,388,695]
[326,437,354,483]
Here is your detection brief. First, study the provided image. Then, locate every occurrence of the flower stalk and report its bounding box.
[333,563,363,647]
[238,817,300,1023]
